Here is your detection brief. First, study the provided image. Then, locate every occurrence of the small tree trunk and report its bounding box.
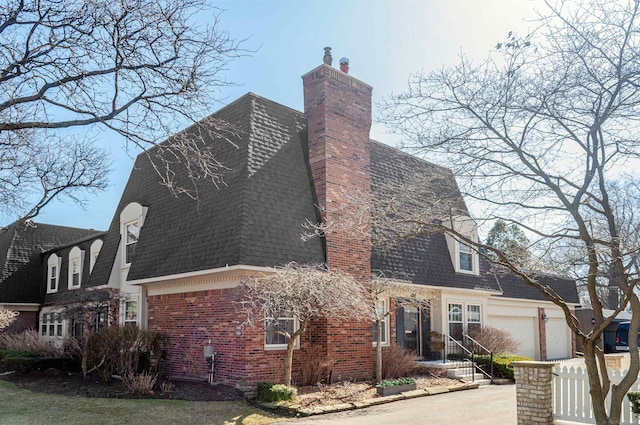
[376,319,383,382]
[283,337,296,386]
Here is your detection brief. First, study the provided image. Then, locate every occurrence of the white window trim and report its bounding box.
[68,247,83,290]
[46,254,61,294]
[89,239,103,273]
[40,311,65,339]
[373,298,390,347]
[264,314,300,351]
[123,219,139,267]
[447,301,483,338]
[121,296,140,326]
[455,237,478,275]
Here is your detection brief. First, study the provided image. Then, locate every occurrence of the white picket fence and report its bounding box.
[554,364,640,424]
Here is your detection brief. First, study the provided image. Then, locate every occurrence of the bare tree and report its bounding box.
[239,263,370,387]
[0,0,244,222]
[380,1,640,423]
[0,306,18,331]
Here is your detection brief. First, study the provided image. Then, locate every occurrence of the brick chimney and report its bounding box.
[302,48,373,380]
[302,50,372,280]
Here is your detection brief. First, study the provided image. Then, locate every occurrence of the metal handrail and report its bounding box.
[443,334,494,383]
[463,335,493,382]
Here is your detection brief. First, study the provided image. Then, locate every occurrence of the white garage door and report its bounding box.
[487,316,537,359]
[546,318,570,360]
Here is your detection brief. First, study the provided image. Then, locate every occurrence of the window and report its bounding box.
[467,305,482,336]
[68,247,83,289]
[448,303,463,340]
[459,242,473,272]
[71,315,84,338]
[47,254,60,293]
[373,298,389,346]
[448,303,483,340]
[123,300,138,327]
[265,311,298,349]
[124,220,139,265]
[40,312,64,338]
[92,309,108,332]
[89,239,103,273]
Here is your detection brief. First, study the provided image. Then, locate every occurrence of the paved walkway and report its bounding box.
[274,384,517,425]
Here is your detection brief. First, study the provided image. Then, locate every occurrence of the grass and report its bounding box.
[0,381,283,425]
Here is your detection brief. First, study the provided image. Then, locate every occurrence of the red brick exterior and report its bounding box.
[5,310,36,333]
[303,64,374,380]
[146,62,378,386]
[538,307,547,360]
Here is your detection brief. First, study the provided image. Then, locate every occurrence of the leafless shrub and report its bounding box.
[469,326,521,354]
[160,381,175,395]
[0,307,18,332]
[300,347,332,386]
[121,372,158,395]
[381,345,416,379]
[0,330,63,357]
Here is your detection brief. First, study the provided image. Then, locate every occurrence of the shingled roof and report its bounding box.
[0,222,101,303]
[369,141,501,293]
[88,91,577,305]
[89,93,325,284]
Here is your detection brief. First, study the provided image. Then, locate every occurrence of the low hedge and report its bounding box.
[475,354,532,380]
[256,382,297,402]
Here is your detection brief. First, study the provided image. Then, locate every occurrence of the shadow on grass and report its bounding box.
[0,380,283,425]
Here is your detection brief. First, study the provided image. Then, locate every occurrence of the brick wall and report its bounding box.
[538,307,547,360]
[148,287,331,385]
[303,63,374,380]
[5,310,36,333]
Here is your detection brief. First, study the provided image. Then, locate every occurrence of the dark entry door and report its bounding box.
[397,306,430,358]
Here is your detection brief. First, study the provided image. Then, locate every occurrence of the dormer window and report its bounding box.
[124,220,139,265]
[443,216,480,275]
[89,239,103,273]
[68,247,83,289]
[120,202,146,269]
[459,241,473,272]
[47,254,61,293]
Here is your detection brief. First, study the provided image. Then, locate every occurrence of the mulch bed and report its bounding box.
[0,362,242,401]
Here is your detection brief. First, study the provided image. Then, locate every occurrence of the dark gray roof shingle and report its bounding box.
[0,222,101,303]
[90,93,324,284]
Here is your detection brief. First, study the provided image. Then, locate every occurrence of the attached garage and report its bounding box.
[487,315,538,359]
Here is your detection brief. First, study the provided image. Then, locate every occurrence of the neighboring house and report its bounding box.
[0,49,579,385]
[0,221,102,333]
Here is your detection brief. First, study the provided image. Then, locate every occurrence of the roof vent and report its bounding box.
[323,47,332,66]
[339,57,349,74]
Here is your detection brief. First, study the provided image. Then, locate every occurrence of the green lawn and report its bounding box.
[0,381,284,425]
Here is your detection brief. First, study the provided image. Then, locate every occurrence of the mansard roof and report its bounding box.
[0,221,101,304]
[89,91,578,305]
[89,93,325,285]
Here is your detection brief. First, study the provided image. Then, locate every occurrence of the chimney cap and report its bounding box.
[339,57,349,65]
[323,47,333,66]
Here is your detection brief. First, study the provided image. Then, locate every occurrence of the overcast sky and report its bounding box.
[32,0,539,230]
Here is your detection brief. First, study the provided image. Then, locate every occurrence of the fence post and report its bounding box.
[513,361,557,425]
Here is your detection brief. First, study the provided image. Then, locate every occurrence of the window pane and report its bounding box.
[460,251,473,272]
[467,305,481,323]
[126,222,139,244]
[265,316,294,346]
[448,304,463,322]
[125,301,137,321]
[449,322,463,340]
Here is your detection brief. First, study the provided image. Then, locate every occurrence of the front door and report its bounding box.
[396,306,430,358]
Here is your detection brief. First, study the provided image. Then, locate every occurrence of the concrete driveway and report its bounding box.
[274,384,517,425]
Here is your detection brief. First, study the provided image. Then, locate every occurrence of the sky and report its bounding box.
[31,0,539,231]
